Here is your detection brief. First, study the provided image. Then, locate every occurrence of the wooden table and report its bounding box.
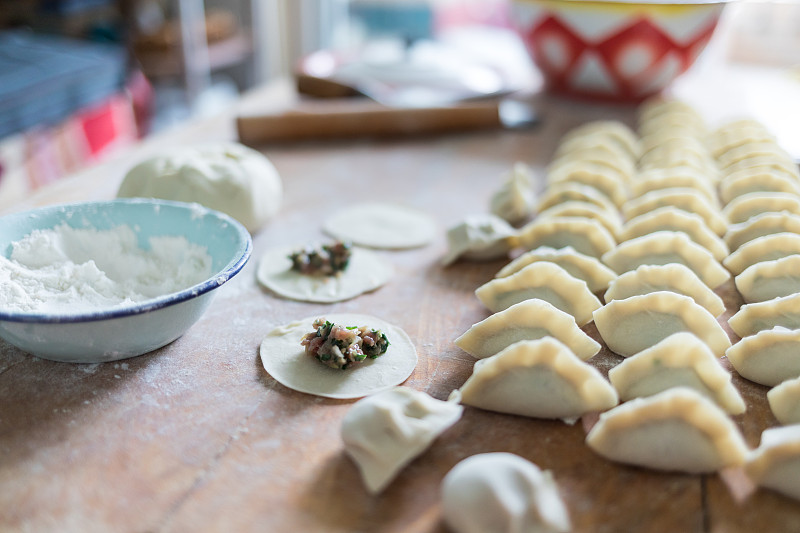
[2,78,800,533]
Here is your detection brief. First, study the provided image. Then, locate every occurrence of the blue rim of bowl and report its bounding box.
[0,199,253,324]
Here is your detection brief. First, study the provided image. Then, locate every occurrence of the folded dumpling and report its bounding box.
[441,215,519,265]
[608,332,745,414]
[728,293,800,338]
[719,169,800,205]
[558,120,640,161]
[586,387,749,473]
[455,299,601,361]
[622,188,726,236]
[518,216,616,259]
[594,292,732,358]
[745,426,800,501]
[725,326,800,386]
[341,387,463,494]
[549,146,635,184]
[490,162,536,226]
[604,263,725,317]
[723,232,800,276]
[536,201,622,238]
[767,376,800,425]
[722,192,800,225]
[601,231,730,289]
[476,261,601,325]
[724,211,800,252]
[718,141,794,171]
[450,338,618,420]
[441,453,571,533]
[495,245,617,292]
[630,166,717,205]
[619,206,728,261]
[547,160,628,207]
[735,255,800,303]
[537,182,617,215]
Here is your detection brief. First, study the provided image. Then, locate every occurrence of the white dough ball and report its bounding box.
[117,142,282,232]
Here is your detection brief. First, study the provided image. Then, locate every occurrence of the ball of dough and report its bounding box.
[117,142,282,233]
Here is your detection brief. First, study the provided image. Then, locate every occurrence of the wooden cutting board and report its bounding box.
[2,88,800,532]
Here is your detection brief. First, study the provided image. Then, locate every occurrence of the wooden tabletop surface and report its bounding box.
[2,78,800,533]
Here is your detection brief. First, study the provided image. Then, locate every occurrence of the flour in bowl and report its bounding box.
[0,223,212,314]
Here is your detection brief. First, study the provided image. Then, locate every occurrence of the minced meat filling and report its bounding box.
[289,241,352,276]
[301,318,390,370]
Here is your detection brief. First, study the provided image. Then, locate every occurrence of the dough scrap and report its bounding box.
[726,326,800,386]
[729,293,800,338]
[518,216,616,259]
[745,425,800,502]
[450,338,618,420]
[495,245,617,292]
[441,215,518,266]
[593,291,731,358]
[723,232,800,276]
[441,452,571,533]
[342,387,463,494]
[455,299,601,361]
[735,254,800,303]
[259,313,417,399]
[323,203,436,249]
[475,261,601,325]
[767,376,800,425]
[117,142,282,233]
[586,387,749,473]
[604,263,725,317]
[256,244,392,303]
[608,332,745,414]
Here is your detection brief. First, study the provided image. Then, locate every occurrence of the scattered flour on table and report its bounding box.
[0,223,212,314]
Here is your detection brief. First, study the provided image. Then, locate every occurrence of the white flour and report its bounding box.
[0,223,212,314]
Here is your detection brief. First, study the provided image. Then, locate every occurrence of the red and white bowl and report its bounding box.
[513,0,728,102]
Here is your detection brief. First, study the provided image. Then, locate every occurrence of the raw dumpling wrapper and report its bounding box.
[495,245,617,292]
[455,299,601,361]
[257,244,392,303]
[441,453,570,533]
[259,313,417,399]
[594,291,731,358]
[490,162,536,225]
[608,332,745,414]
[450,337,618,420]
[728,293,800,338]
[441,215,518,266]
[475,261,602,325]
[341,387,463,494]
[604,263,725,317]
[518,216,616,259]
[323,203,436,249]
[723,232,800,276]
[586,387,749,473]
[735,254,800,303]
[745,425,800,502]
[725,326,800,386]
[767,376,800,425]
[601,231,730,289]
[724,211,800,252]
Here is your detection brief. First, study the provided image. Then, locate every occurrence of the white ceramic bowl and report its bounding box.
[0,199,252,363]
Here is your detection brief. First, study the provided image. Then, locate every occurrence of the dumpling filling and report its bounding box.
[301,318,390,369]
[288,241,352,276]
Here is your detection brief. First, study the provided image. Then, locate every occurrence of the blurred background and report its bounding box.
[0,0,798,208]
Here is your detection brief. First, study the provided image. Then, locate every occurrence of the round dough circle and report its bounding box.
[259,313,418,399]
[323,203,436,249]
[256,245,393,303]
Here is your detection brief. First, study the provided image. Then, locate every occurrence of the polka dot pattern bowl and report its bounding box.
[514,0,728,102]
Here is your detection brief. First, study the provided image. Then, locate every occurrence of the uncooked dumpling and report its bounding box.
[259,313,417,399]
[594,292,731,358]
[323,203,436,249]
[722,192,800,225]
[559,120,640,160]
[724,211,800,252]
[604,263,725,317]
[631,167,717,204]
[117,142,283,233]
[455,299,601,361]
[546,160,628,207]
[725,326,800,386]
[719,169,800,205]
[601,231,730,289]
[735,255,800,303]
[475,261,602,325]
[441,215,518,265]
[618,207,728,262]
[341,387,463,494]
[767,376,800,425]
[622,188,726,236]
[450,338,618,420]
[257,244,392,303]
[490,162,536,225]
[586,387,749,473]
[536,201,622,238]
[728,293,800,338]
[518,216,616,258]
[608,332,745,414]
[723,232,800,276]
[549,146,635,184]
[441,452,571,533]
[495,245,617,292]
[536,182,617,215]
[745,425,800,501]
